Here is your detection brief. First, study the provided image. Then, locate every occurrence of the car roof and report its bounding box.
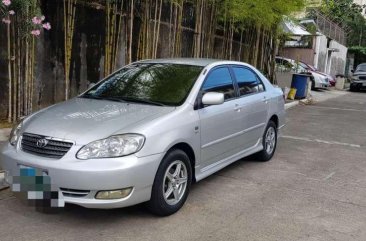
[275,56,295,63]
[136,58,231,67]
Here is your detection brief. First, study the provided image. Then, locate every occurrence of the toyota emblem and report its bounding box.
[36,139,49,148]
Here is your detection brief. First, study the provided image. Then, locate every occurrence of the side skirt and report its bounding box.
[195,138,263,182]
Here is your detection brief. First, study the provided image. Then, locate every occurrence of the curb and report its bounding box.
[285,100,300,110]
[284,89,349,110]
[0,172,9,191]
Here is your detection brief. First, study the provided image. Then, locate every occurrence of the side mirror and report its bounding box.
[202,92,224,106]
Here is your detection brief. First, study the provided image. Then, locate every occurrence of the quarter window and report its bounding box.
[232,67,264,96]
[202,67,235,100]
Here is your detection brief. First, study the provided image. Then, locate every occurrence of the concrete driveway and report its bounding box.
[1,91,366,241]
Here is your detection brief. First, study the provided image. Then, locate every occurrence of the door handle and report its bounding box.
[262,96,269,104]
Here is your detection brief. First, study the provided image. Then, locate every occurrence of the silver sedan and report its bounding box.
[1,58,285,216]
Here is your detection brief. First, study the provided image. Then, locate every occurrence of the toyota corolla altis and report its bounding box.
[1,58,285,216]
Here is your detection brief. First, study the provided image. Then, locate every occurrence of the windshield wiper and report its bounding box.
[80,94,126,103]
[118,97,166,106]
[80,95,166,106]
[80,94,104,100]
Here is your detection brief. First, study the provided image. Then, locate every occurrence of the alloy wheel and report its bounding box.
[163,160,188,206]
[265,126,276,155]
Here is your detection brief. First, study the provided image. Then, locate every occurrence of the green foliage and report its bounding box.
[1,4,5,15]
[320,0,366,47]
[216,0,306,28]
[5,0,42,37]
[349,46,366,55]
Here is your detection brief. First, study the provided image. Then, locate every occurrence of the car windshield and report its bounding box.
[299,62,309,69]
[81,63,203,106]
[355,64,366,72]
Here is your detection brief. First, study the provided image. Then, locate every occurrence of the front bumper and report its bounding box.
[351,81,366,90]
[314,81,329,88]
[0,142,164,209]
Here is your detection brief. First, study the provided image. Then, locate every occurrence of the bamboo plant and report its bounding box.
[1,0,51,123]
[63,0,76,100]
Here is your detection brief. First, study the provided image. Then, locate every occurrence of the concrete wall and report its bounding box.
[275,71,294,89]
[314,33,347,76]
[282,32,347,77]
[354,0,366,17]
[280,47,316,66]
[314,34,328,72]
[327,40,348,76]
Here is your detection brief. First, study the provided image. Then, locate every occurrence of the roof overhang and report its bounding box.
[282,19,312,37]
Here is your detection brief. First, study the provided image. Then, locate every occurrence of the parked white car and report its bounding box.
[351,63,366,91]
[275,56,329,89]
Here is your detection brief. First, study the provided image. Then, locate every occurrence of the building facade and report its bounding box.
[354,0,366,17]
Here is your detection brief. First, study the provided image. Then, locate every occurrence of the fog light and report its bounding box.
[95,187,133,200]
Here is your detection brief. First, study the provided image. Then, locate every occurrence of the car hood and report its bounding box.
[23,98,175,144]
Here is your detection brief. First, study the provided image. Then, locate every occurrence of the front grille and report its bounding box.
[359,76,366,80]
[60,188,90,198]
[21,133,73,159]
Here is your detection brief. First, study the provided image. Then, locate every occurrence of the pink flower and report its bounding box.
[2,0,11,6]
[42,22,51,30]
[31,29,41,36]
[32,16,42,25]
[9,10,15,15]
[2,18,11,24]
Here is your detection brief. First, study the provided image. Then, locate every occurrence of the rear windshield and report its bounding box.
[83,63,203,106]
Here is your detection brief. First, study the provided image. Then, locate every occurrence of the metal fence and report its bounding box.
[308,9,347,45]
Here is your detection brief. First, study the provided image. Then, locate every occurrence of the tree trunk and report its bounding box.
[128,0,134,63]
[253,26,261,67]
[7,23,12,122]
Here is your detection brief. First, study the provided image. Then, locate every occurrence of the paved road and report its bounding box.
[1,91,366,241]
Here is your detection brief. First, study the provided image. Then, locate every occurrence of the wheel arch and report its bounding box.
[166,142,196,183]
[269,114,279,128]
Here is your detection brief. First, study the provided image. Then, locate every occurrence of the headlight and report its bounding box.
[76,134,145,160]
[9,120,23,146]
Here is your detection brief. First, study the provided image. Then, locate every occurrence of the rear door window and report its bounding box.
[232,67,265,96]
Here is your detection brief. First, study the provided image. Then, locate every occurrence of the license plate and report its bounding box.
[362,82,366,87]
[13,165,64,208]
[18,165,48,177]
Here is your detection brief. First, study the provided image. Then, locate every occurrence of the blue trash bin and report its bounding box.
[291,74,309,99]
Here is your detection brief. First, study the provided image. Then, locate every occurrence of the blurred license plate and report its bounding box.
[18,165,48,176]
[15,165,64,208]
[362,82,366,86]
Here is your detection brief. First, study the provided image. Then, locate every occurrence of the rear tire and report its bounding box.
[311,79,316,90]
[148,149,192,216]
[255,121,277,162]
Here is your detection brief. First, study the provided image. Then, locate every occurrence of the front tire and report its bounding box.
[350,85,358,92]
[256,121,277,162]
[148,149,192,216]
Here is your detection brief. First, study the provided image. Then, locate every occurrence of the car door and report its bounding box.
[231,66,269,149]
[198,66,243,168]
